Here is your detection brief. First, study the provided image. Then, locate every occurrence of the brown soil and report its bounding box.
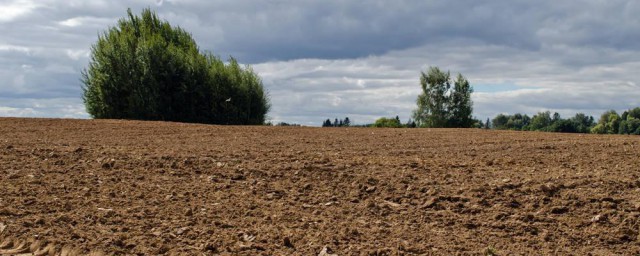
[1,118,640,255]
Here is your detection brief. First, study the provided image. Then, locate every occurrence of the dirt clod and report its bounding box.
[283,236,294,248]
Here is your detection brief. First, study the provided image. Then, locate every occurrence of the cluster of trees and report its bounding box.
[372,116,417,128]
[490,107,640,135]
[322,117,351,127]
[591,108,640,134]
[413,67,474,128]
[373,116,402,128]
[491,111,595,133]
[82,9,270,125]
[321,116,419,128]
[273,122,301,127]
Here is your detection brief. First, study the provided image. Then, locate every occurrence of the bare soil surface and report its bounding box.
[1,118,640,255]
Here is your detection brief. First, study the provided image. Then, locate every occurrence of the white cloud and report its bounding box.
[58,16,115,28]
[0,0,40,23]
[65,49,89,60]
[0,106,38,117]
[0,98,89,118]
[0,44,31,54]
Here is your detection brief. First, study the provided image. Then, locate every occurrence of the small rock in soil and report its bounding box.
[421,197,438,208]
[590,214,607,223]
[318,246,337,256]
[383,200,401,208]
[242,233,256,242]
[176,227,189,235]
[365,185,376,193]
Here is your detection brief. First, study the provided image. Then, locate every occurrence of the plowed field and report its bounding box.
[1,118,640,255]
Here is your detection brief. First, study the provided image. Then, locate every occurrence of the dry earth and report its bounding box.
[1,118,640,255]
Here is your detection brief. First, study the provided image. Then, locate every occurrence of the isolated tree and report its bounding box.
[343,117,351,127]
[485,118,491,129]
[82,8,269,124]
[413,67,474,128]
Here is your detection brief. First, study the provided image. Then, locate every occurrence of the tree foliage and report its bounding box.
[322,117,351,127]
[596,107,640,135]
[591,110,620,134]
[491,112,595,133]
[82,8,269,125]
[413,67,474,128]
[373,117,402,128]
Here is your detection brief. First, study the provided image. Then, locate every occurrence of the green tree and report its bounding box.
[413,67,451,127]
[82,8,269,125]
[373,117,402,128]
[570,113,594,133]
[507,113,530,131]
[628,107,640,119]
[413,67,474,128]
[449,74,474,127]
[591,110,620,134]
[529,111,553,131]
[492,114,509,130]
[406,119,417,128]
[626,119,640,135]
[343,117,351,127]
[619,107,640,134]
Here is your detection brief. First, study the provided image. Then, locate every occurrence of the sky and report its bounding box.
[1,0,639,126]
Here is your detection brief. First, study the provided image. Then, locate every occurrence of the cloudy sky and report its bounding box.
[1,0,639,125]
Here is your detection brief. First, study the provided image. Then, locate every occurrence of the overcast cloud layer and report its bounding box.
[1,0,639,125]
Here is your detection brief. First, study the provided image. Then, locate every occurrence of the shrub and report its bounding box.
[82,8,269,125]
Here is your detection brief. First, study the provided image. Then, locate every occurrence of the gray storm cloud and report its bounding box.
[1,0,639,125]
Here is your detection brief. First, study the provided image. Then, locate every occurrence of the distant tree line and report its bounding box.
[271,122,301,127]
[373,116,418,128]
[591,108,640,134]
[320,116,420,128]
[489,107,640,135]
[491,111,595,133]
[322,117,351,127]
